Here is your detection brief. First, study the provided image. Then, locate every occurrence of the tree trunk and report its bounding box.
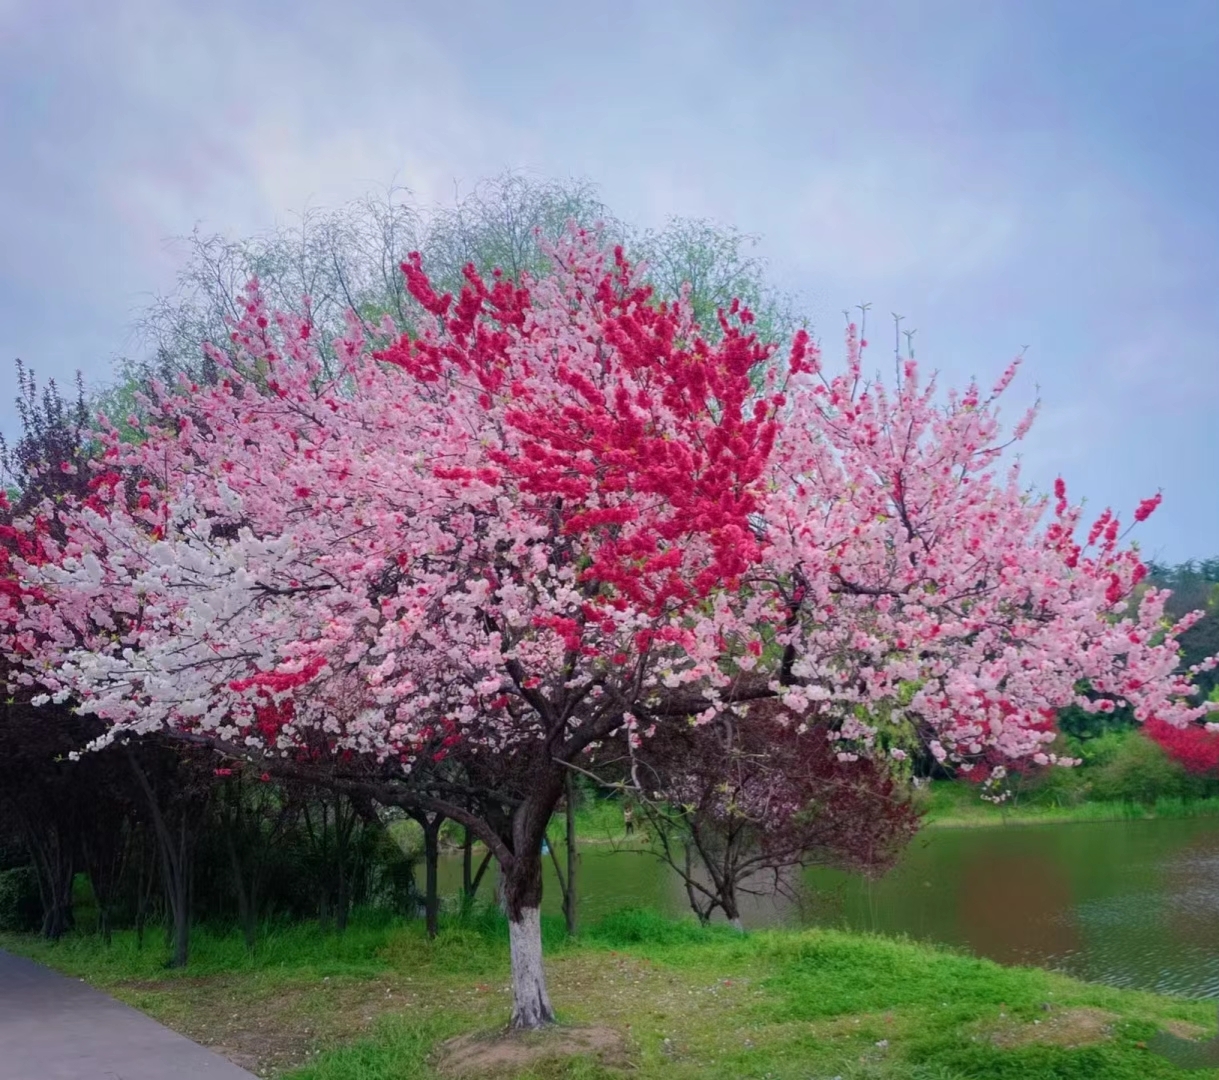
[462,827,493,906]
[683,842,712,925]
[333,795,351,935]
[168,816,191,968]
[134,833,156,951]
[502,850,555,1030]
[126,752,192,968]
[508,905,554,1030]
[422,816,441,939]
[335,858,349,934]
[564,773,578,936]
[722,886,744,933]
[171,875,191,969]
[462,827,473,896]
[21,815,76,941]
[37,839,75,940]
[226,830,257,951]
[81,825,128,949]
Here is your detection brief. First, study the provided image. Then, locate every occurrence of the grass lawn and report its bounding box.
[918,781,1219,829]
[5,907,1218,1079]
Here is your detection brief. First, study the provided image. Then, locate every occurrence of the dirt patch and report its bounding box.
[113,974,405,1077]
[1161,1017,1214,1040]
[434,1024,632,1077]
[984,1006,1120,1049]
[119,976,221,991]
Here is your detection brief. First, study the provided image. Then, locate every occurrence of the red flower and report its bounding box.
[1133,493,1162,522]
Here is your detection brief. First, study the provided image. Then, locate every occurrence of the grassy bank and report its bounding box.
[920,781,1219,829]
[5,908,1217,1079]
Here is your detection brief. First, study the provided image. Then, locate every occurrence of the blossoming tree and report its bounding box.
[5,229,1216,1028]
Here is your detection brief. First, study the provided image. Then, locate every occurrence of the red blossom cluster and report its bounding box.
[1145,716,1219,774]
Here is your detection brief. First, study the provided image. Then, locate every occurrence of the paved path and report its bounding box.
[0,949,257,1080]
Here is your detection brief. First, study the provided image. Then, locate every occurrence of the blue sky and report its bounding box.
[2,0,1216,562]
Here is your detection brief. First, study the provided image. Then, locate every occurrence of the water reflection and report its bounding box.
[438,816,1219,999]
[956,852,1080,966]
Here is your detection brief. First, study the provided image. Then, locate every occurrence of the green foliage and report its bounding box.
[1019,759,1090,808]
[1056,701,1138,743]
[631,216,803,347]
[1084,730,1219,804]
[0,866,42,932]
[925,724,1219,824]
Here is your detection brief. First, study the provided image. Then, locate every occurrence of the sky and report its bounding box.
[1,0,1216,562]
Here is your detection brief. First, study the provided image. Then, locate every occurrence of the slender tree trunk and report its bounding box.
[39,838,75,940]
[22,816,76,941]
[683,843,712,925]
[81,827,127,949]
[462,827,473,897]
[226,830,257,951]
[134,832,156,951]
[422,815,441,939]
[335,860,349,934]
[127,752,192,968]
[564,773,578,936]
[462,827,493,906]
[333,793,354,934]
[171,872,190,968]
[169,817,191,968]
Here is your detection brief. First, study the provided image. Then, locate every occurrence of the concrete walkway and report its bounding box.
[0,949,257,1079]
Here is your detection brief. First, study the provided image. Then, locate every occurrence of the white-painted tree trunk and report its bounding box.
[508,906,555,1029]
[729,915,745,933]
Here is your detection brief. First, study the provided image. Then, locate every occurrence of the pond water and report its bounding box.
[438,816,1219,999]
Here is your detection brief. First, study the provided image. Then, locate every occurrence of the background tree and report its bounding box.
[0,363,112,939]
[95,172,800,429]
[622,699,921,928]
[1149,559,1219,701]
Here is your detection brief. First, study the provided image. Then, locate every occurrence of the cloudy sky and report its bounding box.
[2,0,1216,562]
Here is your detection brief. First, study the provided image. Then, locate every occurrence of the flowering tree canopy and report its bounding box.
[4,228,1216,1027]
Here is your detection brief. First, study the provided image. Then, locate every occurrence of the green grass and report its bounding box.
[920,780,1219,829]
[5,906,1218,1079]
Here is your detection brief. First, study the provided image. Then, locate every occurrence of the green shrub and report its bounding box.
[584,906,724,947]
[1020,760,1089,808]
[0,866,42,933]
[1086,729,1219,803]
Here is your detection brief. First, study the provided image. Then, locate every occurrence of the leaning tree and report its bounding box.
[6,228,1216,1029]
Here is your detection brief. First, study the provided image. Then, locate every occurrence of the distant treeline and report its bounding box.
[1148,558,1219,700]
